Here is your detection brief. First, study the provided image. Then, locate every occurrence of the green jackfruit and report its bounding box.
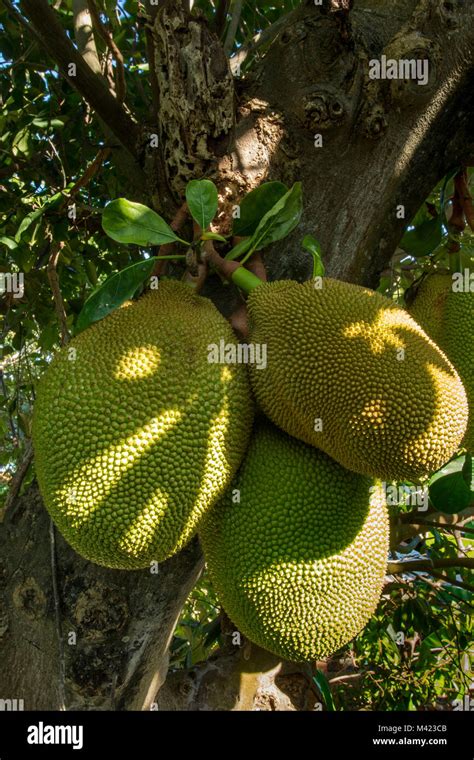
[201,420,389,662]
[409,273,474,452]
[246,278,468,481]
[32,281,253,569]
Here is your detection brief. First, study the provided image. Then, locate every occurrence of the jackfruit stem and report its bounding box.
[231,266,264,294]
[202,240,264,294]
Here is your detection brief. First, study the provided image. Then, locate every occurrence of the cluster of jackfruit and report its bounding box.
[32,272,470,662]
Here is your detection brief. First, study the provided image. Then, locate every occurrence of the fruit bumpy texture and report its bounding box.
[32,281,254,569]
[247,279,468,481]
[201,421,389,662]
[409,274,474,452]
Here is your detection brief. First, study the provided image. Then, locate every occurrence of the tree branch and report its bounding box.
[71,0,148,198]
[19,0,138,158]
[1,439,33,517]
[387,558,474,574]
[229,14,288,73]
[2,0,43,45]
[64,146,111,202]
[86,0,126,104]
[72,0,102,76]
[400,516,474,536]
[214,0,230,38]
[428,569,474,595]
[223,0,243,56]
[396,507,474,546]
[47,240,70,346]
[399,507,474,524]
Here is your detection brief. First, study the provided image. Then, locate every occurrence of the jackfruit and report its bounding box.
[200,420,389,662]
[246,278,468,481]
[409,273,473,452]
[32,281,254,569]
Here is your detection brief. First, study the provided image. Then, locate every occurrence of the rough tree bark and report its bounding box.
[0,485,203,710]
[1,0,473,710]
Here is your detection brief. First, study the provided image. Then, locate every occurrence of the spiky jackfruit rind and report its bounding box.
[201,421,389,662]
[247,278,468,481]
[409,274,473,452]
[32,281,254,569]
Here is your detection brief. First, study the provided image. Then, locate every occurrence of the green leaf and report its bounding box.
[461,453,472,488]
[233,181,288,237]
[400,216,443,257]
[31,116,65,129]
[440,167,460,221]
[202,617,222,648]
[302,234,325,278]
[185,180,218,231]
[75,257,156,333]
[429,471,472,514]
[14,191,64,242]
[0,236,18,250]
[102,199,187,246]
[243,182,303,259]
[201,231,227,242]
[225,236,252,261]
[12,126,33,157]
[312,669,335,711]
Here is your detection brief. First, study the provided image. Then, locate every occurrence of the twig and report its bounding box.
[387,557,474,573]
[61,146,111,206]
[49,519,67,710]
[201,239,241,279]
[401,517,474,537]
[2,439,33,518]
[47,241,70,346]
[247,251,267,282]
[151,202,189,277]
[182,219,208,292]
[19,0,138,157]
[2,0,43,44]
[1,40,36,70]
[47,137,67,189]
[223,0,243,56]
[328,672,364,684]
[229,14,291,72]
[399,506,474,524]
[86,0,126,103]
[428,569,474,595]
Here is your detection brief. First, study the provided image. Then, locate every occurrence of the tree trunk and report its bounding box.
[5,0,474,710]
[219,0,474,287]
[0,485,203,710]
